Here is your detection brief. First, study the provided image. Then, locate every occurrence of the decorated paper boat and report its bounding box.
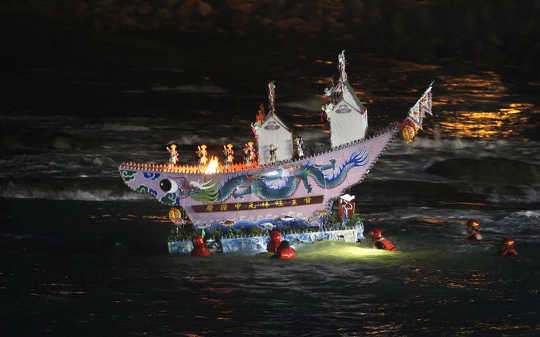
[119,51,433,243]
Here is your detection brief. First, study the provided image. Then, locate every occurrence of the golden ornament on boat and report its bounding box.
[168,207,184,224]
[400,120,419,143]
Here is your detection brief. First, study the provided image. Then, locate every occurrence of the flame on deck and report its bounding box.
[204,156,220,174]
[120,160,258,174]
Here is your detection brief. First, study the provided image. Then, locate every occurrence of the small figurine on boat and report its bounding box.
[243,141,256,165]
[166,144,179,166]
[223,144,234,166]
[295,136,304,159]
[197,144,208,167]
[118,51,434,254]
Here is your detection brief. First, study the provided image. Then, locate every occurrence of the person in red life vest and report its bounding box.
[370,229,397,251]
[466,219,483,240]
[500,237,518,256]
[275,240,296,260]
[191,234,210,256]
[267,229,282,254]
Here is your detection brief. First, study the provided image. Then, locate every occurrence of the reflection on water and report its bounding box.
[299,242,391,261]
[2,236,539,336]
[429,72,537,140]
[438,104,534,140]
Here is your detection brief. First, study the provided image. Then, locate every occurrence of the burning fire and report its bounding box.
[204,156,220,174]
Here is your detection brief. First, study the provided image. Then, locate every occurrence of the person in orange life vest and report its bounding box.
[267,229,282,254]
[191,234,210,256]
[466,219,483,240]
[370,229,397,251]
[500,237,518,256]
[275,240,296,260]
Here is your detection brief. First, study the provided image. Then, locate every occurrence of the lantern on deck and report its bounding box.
[400,119,420,143]
[169,207,184,225]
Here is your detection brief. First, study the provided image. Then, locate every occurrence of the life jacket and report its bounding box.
[191,235,210,256]
[501,247,518,256]
[466,231,482,240]
[500,238,517,256]
[191,246,210,256]
[274,240,295,260]
[267,241,279,254]
[375,238,397,251]
[278,247,296,260]
[267,230,282,253]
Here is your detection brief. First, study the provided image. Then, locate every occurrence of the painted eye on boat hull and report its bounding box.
[159,179,178,193]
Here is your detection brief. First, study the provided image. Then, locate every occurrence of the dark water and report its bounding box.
[2,38,540,336]
[1,241,539,337]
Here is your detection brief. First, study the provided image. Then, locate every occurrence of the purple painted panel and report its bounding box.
[119,125,398,227]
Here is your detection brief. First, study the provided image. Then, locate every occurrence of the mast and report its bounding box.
[338,50,347,83]
[268,81,276,115]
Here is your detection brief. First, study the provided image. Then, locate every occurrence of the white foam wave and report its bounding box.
[381,207,540,244]
[1,188,152,201]
[512,210,540,218]
[80,155,117,168]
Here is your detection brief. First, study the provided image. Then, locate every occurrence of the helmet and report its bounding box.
[192,235,205,247]
[200,144,207,149]
[170,144,177,149]
[227,144,233,148]
[248,141,253,146]
[502,237,515,247]
[467,219,480,229]
[371,229,382,240]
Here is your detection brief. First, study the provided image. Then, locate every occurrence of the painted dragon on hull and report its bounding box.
[119,51,433,229]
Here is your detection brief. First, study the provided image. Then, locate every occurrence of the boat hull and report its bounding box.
[168,226,364,254]
[119,125,398,227]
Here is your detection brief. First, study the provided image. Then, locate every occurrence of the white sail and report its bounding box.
[323,51,368,148]
[252,82,293,165]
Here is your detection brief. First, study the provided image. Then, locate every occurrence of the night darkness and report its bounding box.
[2,1,540,336]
